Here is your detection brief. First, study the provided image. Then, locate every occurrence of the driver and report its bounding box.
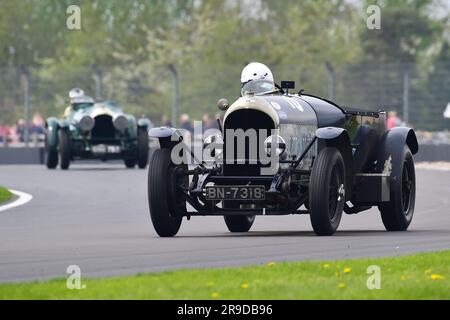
[216,62,275,126]
[240,62,274,86]
[64,88,94,117]
[69,88,85,101]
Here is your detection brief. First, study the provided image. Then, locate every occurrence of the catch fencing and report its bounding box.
[1,62,450,147]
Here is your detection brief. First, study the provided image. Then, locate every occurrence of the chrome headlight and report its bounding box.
[264,135,286,157]
[113,115,128,132]
[79,115,95,132]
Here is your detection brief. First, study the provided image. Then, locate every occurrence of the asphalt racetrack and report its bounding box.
[0,164,449,283]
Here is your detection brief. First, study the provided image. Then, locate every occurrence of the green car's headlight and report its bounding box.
[113,115,128,132]
[79,115,95,132]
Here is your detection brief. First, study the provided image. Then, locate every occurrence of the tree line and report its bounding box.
[0,0,449,130]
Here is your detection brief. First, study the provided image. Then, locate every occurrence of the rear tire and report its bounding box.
[378,147,415,231]
[124,158,136,168]
[224,215,255,233]
[148,148,185,237]
[58,129,71,170]
[137,127,149,169]
[309,147,346,236]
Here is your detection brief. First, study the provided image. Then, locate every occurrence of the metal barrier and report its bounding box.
[1,143,450,165]
[414,144,450,162]
[0,147,45,164]
[0,139,159,165]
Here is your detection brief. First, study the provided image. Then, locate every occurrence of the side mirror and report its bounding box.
[217,98,229,111]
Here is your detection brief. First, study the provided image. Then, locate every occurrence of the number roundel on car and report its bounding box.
[282,96,304,112]
[262,96,317,126]
[270,101,281,110]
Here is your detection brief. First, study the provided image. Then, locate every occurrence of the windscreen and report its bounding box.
[241,79,278,96]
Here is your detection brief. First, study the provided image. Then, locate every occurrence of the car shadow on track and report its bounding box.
[67,167,137,171]
[174,229,440,238]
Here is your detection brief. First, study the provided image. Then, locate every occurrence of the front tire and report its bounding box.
[224,215,255,233]
[45,133,58,169]
[137,127,149,169]
[148,148,186,237]
[378,147,415,231]
[58,129,71,170]
[309,147,346,236]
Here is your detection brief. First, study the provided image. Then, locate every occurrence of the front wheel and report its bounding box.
[148,148,186,237]
[45,132,58,169]
[58,129,71,170]
[224,215,255,233]
[309,147,346,236]
[137,127,149,169]
[378,147,415,231]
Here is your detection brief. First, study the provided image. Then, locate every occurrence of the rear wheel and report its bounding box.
[124,158,136,168]
[379,147,415,231]
[148,148,186,237]
[309,147,346,236]
[224,215,255,233]
[58,129,71,170]
[137,127,149,169]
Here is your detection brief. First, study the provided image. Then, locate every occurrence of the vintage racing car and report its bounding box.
[45,89,151,170]
[147,79,418,236]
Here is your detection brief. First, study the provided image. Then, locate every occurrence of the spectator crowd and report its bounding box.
[1,110,448,146]
[161,112,223,134]
[0,113,45,145]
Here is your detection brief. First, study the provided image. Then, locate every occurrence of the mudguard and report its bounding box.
[148,127,179,138]
[127,115,137,138]
[352,125,379,174]
[137,117,151,128]
[57,119,70,129]
[316,127,347,140]
[315,127,353,199]
[376,127,418,174]
[148,127,183,149]
[45,117,59,149]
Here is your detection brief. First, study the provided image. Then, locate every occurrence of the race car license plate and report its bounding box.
[205,186,265,201]
[92,144,121,154]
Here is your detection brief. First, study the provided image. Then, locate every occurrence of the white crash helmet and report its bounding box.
[69,88,85,99]
[69,88,94,104]
[240,62,274,84]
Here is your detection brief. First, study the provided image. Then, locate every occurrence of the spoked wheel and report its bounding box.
[329,170,345,220]
[309,147,346,236]
[401,162,413,213]
[379,147,415,231]
[148,148,187,237]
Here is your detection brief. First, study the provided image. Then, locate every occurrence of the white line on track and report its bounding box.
[0,189,33,212]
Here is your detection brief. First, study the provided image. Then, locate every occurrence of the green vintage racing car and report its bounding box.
[45,88,151,170]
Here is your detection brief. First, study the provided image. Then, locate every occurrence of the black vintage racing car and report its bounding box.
[148,79,418,236]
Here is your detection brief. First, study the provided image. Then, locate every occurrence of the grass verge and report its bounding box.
[0,250,448,299]
[0,187,12,204]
